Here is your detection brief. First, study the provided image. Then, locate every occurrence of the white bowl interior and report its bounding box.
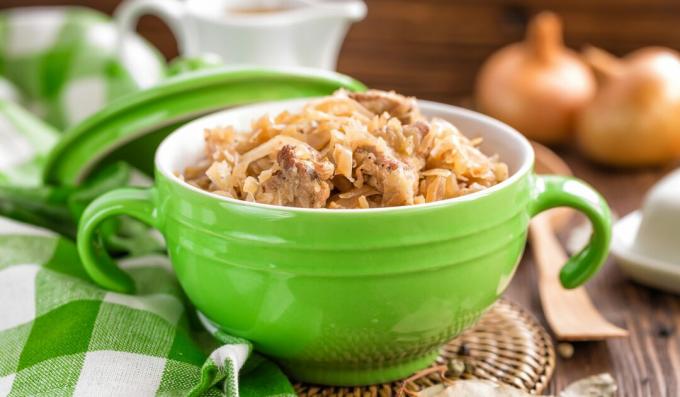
[157,98,533,209]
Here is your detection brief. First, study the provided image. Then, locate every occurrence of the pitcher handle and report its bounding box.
[115,0,194,57]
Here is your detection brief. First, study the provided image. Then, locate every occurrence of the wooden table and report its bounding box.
[2,0,679,395]
[338,2,680,394]
[504,150,679,396]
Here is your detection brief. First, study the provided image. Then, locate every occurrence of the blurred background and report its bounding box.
[3,0,677,104]
[0,0,680,103]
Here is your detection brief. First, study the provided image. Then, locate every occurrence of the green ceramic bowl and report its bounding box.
[77,99,612,386]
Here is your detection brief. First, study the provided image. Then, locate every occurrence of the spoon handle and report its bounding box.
[530,213,628,340]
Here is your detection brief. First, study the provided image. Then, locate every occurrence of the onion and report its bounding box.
[577,46,680,167]
[475,12,595,145]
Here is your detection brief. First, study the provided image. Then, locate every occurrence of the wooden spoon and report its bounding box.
[530,142,628,340]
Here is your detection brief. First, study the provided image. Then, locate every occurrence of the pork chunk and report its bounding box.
[355,146,418,206]
[256,145,333,208]
[349,90,422,124]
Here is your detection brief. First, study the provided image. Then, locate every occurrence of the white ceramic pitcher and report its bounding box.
[115,0,366,70]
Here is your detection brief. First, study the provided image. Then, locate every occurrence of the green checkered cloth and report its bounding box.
[0,6,297,396]
[0,7,165,130]
[0,220,295,397]
[0,5,165,185]
[0,97,59,187]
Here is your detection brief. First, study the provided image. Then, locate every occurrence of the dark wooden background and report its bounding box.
[4,0,680,103]
[1,1,679,396]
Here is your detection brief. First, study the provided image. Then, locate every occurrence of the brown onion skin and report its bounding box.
[577,47,680,167]
[475,12,595,145]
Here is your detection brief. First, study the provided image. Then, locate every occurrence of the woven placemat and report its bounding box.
[295,299,555,396]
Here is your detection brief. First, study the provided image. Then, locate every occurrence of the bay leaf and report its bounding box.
[559,373,616,397]
[418,373,616,397]
[419,380,537,397]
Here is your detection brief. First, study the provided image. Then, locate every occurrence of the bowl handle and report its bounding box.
[529,175,612,288]
[77,188,157,294]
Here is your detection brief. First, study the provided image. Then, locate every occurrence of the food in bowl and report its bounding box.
[78,96,612,386]
[182,90,508,208]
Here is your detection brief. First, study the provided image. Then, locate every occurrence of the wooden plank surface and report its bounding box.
[337,0,680,103]
[1,0,679,395]
[506,149,680,396]
[342,4,680,394]
[342,8,680,395]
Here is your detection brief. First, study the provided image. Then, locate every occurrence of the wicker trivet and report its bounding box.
[295,299,555,396]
